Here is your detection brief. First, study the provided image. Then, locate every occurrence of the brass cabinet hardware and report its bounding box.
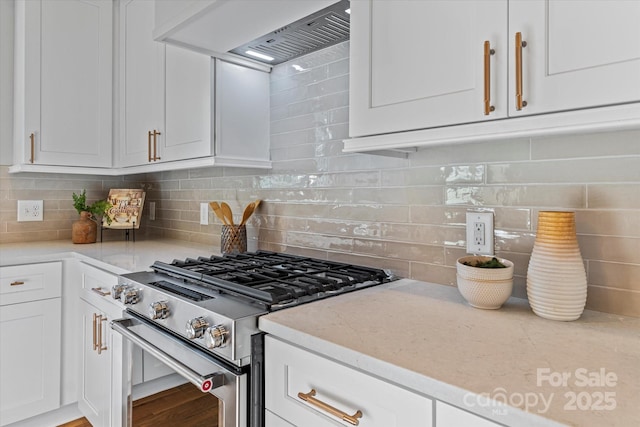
[29,133,35,163]
[153,130,161,161]
[92,313,98,351]
[91,287,110,296]
[515,32,528,110]
[10,281,25,286]
[298,389,363,426]
[92,313,108,354]
[148,130,161,161]
[97,315,107,354]
[484,41,496,115]
[148,130,153,162]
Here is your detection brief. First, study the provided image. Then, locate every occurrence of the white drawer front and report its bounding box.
[0,262,62,305]
[79,262,122,311]
[266,336,433,427]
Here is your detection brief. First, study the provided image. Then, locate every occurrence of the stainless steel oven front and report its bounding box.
[111,312,253,427]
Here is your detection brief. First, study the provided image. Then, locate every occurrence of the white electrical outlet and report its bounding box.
[200,203,209,225]
[149,202,156,220]
[17,200,44,222]
[466,212,494,255]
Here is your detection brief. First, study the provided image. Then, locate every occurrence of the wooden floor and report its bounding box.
[59,383,219,427]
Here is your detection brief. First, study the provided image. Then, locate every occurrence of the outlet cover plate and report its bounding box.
[200,203,209,225]
[18,200,44,222]
[466,212,494,255]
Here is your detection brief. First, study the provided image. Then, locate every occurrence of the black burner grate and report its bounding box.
[152,251,393,307]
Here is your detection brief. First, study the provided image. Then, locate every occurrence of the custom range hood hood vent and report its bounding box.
[229,0,350,65]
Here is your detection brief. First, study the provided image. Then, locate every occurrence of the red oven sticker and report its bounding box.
[201,378,213,392]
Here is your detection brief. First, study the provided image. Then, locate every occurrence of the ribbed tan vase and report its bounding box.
[72,211,97,244]
[526,211,587,321]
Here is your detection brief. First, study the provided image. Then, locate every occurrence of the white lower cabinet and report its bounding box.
[265,336,433,427]
[0,262,62,426]
[78,296,121,427]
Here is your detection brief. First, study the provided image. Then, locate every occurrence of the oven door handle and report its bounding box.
[111,317,225,393]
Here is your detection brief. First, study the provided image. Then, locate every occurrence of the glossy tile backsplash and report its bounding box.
[1,41,638,317]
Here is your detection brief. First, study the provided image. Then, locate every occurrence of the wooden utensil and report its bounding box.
[220,202,234,226]
[240,202,256,226]
[209,202,228,225]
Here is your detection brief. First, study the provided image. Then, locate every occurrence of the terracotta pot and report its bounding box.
[72,211,97,244]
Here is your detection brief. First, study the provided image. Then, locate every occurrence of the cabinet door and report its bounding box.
[78,299,117,427]
[349,0,507,137]
[0,299,62,426]
[16,0,112,167]
[162,44,212,162]
[508,0,640,116]
[215,59,270,164]
[119,0,164,167]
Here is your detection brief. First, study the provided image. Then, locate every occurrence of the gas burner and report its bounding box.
[150,251,395,308]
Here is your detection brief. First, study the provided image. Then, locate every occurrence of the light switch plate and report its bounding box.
[200,203,209,225]
[18,200,44,222]
[466,212,494,255]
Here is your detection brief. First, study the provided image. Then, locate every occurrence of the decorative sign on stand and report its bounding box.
[102,189,145,229]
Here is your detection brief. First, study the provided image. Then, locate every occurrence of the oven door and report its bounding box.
[111,315,247,427]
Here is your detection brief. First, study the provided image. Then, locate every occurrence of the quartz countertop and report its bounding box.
[0,238,217,273]
[259,279,640,427]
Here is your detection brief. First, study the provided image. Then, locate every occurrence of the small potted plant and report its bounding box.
[71,190,112,244]
[456,255,515,309]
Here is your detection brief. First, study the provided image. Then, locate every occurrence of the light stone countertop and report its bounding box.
[0,238,218,272]
[259,279,640,427]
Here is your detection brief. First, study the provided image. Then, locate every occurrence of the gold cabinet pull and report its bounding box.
[29,132,35,163]
[10,281,25,286]
[483,41,495,115]
[148,130,153,162]
[96,314,107,354]
[92,313,98,351]
[91,287,110,296]
[153,130,161,161]
[515,32,528,110]
[298,389,363,426]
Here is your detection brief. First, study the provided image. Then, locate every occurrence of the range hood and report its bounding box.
[229,0,350,65]
[153,0,349,70]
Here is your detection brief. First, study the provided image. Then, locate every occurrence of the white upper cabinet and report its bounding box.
[350,0,508,137]
[508,0,640,116]
[119,0,211,168]
[13,0,113,168]
[346,0,640,152]
[118,0,269,172]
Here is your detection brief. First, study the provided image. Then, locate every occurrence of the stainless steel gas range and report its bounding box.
[110,251,395,427]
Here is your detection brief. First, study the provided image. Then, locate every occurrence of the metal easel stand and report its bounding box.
[100,225,136,242]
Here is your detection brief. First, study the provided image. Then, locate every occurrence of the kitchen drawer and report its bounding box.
[79,262,122,311]
[265,336,433,427]
[0,262,62,305]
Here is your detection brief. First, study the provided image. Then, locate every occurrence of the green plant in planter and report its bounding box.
[462,257,507,268]
[72,190,113,225]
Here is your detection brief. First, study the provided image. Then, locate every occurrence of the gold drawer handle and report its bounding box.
[298,389,363,426]
[91,287,110,296]
[10,281,25,286]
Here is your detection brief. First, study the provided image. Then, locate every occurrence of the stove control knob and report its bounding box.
[120,287,140,305]
[204,325,228,349]
[111,284,127,300]
[148,301,170,320]
[186,317,209,339]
